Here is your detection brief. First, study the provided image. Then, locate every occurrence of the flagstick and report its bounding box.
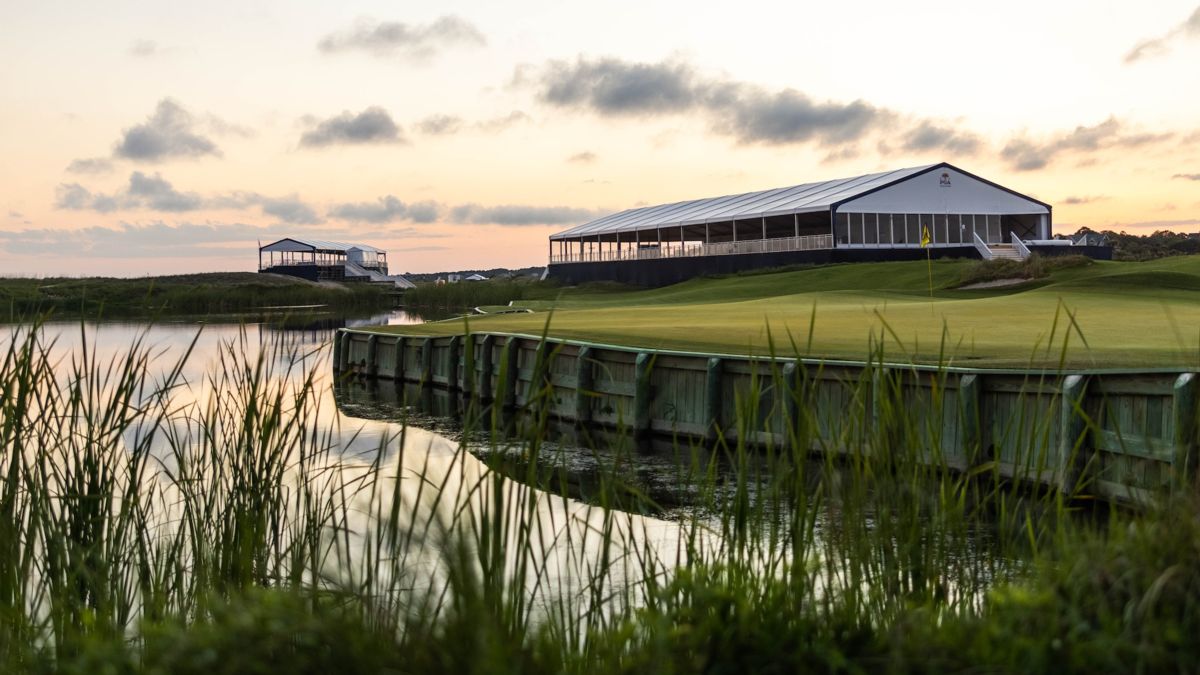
[926,246,933,298]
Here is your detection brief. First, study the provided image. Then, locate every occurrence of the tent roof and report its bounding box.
[260,237,383,253]
[549,162,1049,240]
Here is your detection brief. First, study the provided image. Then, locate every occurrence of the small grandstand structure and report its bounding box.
[258,238,414,288]
[546,162,1111,286]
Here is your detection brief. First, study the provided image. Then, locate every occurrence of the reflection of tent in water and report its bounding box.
[258,237,416,288]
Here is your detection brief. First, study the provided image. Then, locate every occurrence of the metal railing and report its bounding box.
[1011,232,1032,259]
[972,232,994,260]
[549,233,834,264]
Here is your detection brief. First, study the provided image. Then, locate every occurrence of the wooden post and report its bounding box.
[958,374,985,468]
[332,331,343,372]
[393,337,405,381]
[366,335,378,378]
[1058,374,1089,495]
[706,357,723,442]
[575,346,594,424]
[479,335,495,400]
[339,331,351,372]
[502,337,520,410]
[462,334,475,397]
[446,336,460,391]
[782,361,799,438]
[634,351,652,436]
[1172,372,1198,485]
[420,337,433,387]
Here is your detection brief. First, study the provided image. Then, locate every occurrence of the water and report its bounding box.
[4,310,695,613]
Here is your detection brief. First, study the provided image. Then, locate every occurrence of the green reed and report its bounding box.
[0,316,1196,673]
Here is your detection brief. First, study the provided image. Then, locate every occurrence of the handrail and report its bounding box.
[1011,232,1032,259]
[549,233,834,265]
[973,232,993,260]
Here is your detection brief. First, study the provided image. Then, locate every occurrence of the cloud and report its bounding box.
[449,203,601,226]
[66,157,115,175]
[1000,117,1171,171]
[528,56,903,147]
[128,39,161,57]
[113,99,221,161]
[1061,195,1108,205]
[898,121,983,155]
[1174,173,1200,181]
[1117,218,1200,229]
[416,114,464,135]
[328,195,440,224]
[475,110,530,133]
[299,107,405,147]
[126,171,204,211]
[414,110,530,136]
[567,151,596,164]
[1125,6,1200,63]
[317,15,485,61]
[536,57,700,116]
[55,173,321,223]
[0,221,356,258]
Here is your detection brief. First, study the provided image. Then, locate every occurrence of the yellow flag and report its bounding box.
[920,225,931,248]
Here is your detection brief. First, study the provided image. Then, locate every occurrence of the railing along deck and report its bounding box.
[550,233,833,264]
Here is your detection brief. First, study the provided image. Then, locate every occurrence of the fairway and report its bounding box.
[382,257,1200,368]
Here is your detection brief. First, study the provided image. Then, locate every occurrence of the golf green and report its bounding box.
[378,257,1200,368]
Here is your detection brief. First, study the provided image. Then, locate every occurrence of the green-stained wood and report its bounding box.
[501,337,520,409]
[420,337,433,386]
[447,336,460,392]
[634,352,652,437]
[461,334,475,397]
[576,346,594,424]
[1059,375,1089,494]
[479,335,495,400]
[366,335,379,378]
[398,333,412,379]
[706,357,723,441]
[958,374,984,467]
[1172,373,1198,483]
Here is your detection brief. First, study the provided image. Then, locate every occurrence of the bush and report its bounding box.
[957,254,1092,287]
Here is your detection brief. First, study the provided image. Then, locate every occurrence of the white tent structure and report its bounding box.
[258,238,415,288]
[548,163,1052,266]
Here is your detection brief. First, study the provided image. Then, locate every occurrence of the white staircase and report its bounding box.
[973,232,1030,261]
[986,244,1023,260]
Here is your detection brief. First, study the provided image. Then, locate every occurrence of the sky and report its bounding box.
[1,0,1199,276]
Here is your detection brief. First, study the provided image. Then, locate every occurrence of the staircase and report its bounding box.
[973,233,1029,261]
[985,244,1023,260]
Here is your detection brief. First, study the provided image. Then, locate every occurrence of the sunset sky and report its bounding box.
[1,0,1199,276]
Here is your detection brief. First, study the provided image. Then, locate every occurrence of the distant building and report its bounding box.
[545,162,1112,286]
[464,273,488,281]
[258,238,415,288]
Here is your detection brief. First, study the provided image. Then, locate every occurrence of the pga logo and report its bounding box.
[938,171,952,187]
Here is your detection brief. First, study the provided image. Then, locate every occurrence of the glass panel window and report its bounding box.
[879,214,893,244]
[906,215,920,245]
[987,215,1001,243]
[947,214,962,244]
[835,212,849,245]
[932,214,946,243]
[962,214,975,244]
[864,214,878,244]
[850,213,863,244]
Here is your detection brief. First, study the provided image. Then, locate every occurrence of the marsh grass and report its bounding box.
[0,317,1197,673]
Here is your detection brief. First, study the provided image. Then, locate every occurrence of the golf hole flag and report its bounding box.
[920,225,931,248]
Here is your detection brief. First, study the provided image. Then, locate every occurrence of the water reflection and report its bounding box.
[5,311,695,614]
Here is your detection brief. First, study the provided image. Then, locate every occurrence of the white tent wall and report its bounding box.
[836,167,1050,239]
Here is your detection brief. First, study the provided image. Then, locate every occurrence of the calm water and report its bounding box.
[7,310,694,602]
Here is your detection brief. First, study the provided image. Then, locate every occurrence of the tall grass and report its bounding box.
[0,319,1197,672]
[403,279,558,310]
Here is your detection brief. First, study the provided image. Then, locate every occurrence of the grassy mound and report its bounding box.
[0,272,394,318]
[372,256,1200,367]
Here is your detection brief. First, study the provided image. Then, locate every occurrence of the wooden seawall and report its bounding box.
[334,328,1198,503]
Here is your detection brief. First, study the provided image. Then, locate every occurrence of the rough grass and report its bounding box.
[0,272,394,319]
[955,254,1093,287]
[373,257,1200,367]
[5,320,1200,673]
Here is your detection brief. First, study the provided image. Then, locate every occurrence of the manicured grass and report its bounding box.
[0,272,395,318]
[374,257,1200,367]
